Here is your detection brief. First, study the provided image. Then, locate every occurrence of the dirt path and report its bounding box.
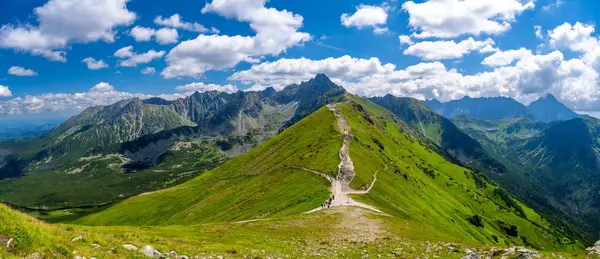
[305,104,381,214]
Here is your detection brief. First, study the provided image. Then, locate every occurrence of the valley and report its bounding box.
[0,75,598,258]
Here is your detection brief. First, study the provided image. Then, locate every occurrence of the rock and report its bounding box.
[71,236,84,243]
[462,249,481,259]
[140,245,164,258]
[123,244,138,251]
[92,243,100,249]
[26,253,42,259]
[587,240,600,256]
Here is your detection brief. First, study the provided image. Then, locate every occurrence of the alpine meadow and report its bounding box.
[3,0,600,258]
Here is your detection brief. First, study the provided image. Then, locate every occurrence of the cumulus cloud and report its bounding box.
[341,5,388,35]
[0,0,136,61]
[0,86,12,97]
[82,57,109,70]
[154,14,219,34]
[155,28,179,45]
[129,26,179,44]
[114,46,165,67]
[229,49,600,112]
[161,0,311,78]
[141,67,156,75]
[549,22,598,52]
[399,35,414,45]
[175,82,239,94]
[402,0,534,38]
[8,66,38,76]
[403,38,496,60]
[481,48,532,67]
[130,26,155,42]
[0,82,244,115]
[534,25,543,39]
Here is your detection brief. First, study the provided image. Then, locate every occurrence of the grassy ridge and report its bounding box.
[339,95,582,250]
[1,204,591,259]
[73,107,341,225]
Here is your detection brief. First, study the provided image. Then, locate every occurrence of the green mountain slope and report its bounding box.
[0,74,344,210]
[74,95,581,250]
[370,95,506,174]
[73,106,340,225]
[452,115,600,243]
[2,203,590,259]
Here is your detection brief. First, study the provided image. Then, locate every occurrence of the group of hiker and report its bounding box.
[322,195,335,208]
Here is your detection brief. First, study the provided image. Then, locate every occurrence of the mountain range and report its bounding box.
[0,74,598,258]
[425,94,580,122]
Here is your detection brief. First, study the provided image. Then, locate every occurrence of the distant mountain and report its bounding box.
[424,96,534,120]
[527,94,580,122]
[426,94,579,122]
[0,74,345,208]
[370,95,506,174]
[453,115,600,242]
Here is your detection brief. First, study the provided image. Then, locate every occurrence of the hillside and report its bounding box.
[3,203,592,259]
[370,95,506,174]
[452,115,600,242]
[74,94,582,250]
[0,74,345,210]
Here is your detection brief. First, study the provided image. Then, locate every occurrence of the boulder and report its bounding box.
[140,245,164,258]
[71,236,84,243]
[123,244,138,251]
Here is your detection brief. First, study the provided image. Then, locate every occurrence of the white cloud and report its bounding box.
[0,82,149,115]
[154,14,219,34]
[161,0,311,78]
[0,86,12,97]
[373,27,389,35]
[8,66,38,76]
[155,28,179,45]
[175,82,239,93]
[114,46,134,58]
[399,35,414,45]
[549,22,598,52]
[482,48,532,67]
[130,26,155,42]
[130,26,178,44]
[141,67,156,75]
[0,82,244,115]
[0,0,136,61]
[114,46,165,67]
[403,38,496,60]
[542,0,564,11]
[341,5,388,35]
[402,0,534,38]
[229,50,600,112]
[229,55,396,89]
[534,25,543,40]
[81,57,109,70]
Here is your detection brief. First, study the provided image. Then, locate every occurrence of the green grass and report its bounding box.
[0,144,225,210]
[338,95,583,251]
[0,204,590,259]
[72,107,341,226]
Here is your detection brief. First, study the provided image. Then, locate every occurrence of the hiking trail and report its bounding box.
[305,103,381,214]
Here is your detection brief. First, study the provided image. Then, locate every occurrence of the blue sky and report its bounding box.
[2,0,600,120]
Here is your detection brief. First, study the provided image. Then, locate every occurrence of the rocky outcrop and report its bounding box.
[587,240,600,256]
